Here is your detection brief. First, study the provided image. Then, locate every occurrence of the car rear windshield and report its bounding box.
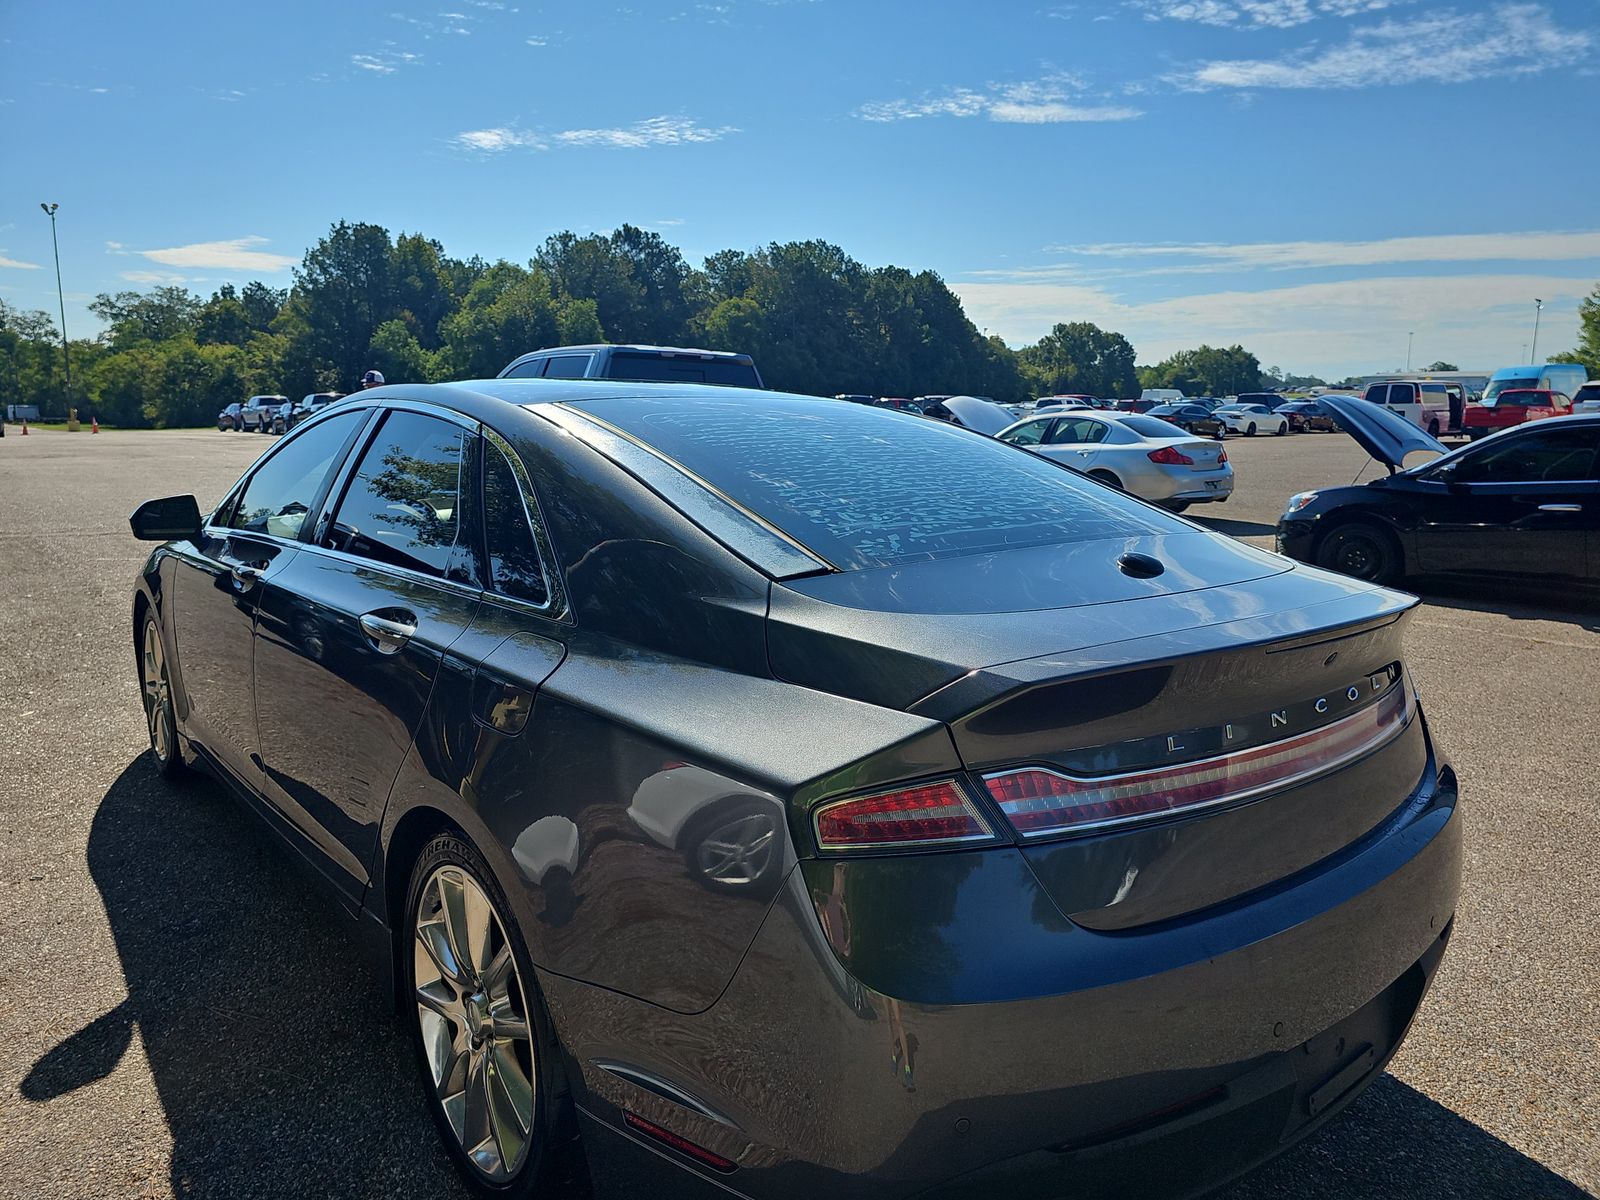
[1119,415,1187,438]
[575,395,1180,570]
[606,352,761,388]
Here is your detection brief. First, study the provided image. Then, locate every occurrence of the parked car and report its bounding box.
[1144,403,1225,437]
[833,394,876,405]
[499,343,764,388]
[997,410,1232,511]
[272,392,346,435]
[1139,387,1185,406]
[1035,394,1105,411]
[129,379,1459,1200]
[1462,389,1572,439]
[1235,392,1285,410]
[1574,381,1600,415]
[1215,404,1289,436]
[239,394,288,433]
[921,394,1015,435]
[873,397,923,413]
[1278,395,1599,590]
[217,402,244,432]
[1359,381,1452,437]
[1276,400,1338,433]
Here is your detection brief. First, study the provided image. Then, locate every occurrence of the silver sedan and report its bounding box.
[996,410,1234,512]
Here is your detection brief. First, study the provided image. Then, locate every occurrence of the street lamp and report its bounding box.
[1530,298,1543,363]
[39,202,72,413]
[1406,331,1414,372]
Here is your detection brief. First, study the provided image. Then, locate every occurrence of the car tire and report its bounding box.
[678,797,784,898]
[1087,469,1123,490]
[1315,522,1402,586]
[1275,421,1287,435]
[1246,422,1257,436]
[139,614,185,779]
[1427,420,1441,437]
[404,833,578,1199]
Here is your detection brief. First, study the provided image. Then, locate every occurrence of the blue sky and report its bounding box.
[2,0,1597,378]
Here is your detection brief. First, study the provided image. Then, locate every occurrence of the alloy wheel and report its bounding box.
[140,619,174,765]
[413,865,537,1185]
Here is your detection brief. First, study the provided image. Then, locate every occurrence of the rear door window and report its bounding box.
[482,435,551,606]
[324,411,468,579]
[504,358,546,379]
[541,355,593,379]
[606,352,760,387]
[226,410,365,539]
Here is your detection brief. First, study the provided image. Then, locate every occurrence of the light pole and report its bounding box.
[1406,331,1414,372]
[1530,298,1543,362]
[39,202,72,413]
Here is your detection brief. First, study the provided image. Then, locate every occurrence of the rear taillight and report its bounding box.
[814,780,995,852]
[1217,447,1228,463]
[984,683,1412,839]
[1147,446,1194,466]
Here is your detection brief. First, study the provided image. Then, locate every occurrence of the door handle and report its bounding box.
[359,611,417,654]
[1536,504,1582,513]
[231,562,266,588]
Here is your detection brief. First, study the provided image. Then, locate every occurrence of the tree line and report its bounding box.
[12,220,1590,427]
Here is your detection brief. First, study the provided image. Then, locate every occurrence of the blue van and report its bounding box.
[1483,363,1587,403]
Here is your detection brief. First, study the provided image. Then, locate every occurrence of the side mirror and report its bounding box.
[130,494,202,541]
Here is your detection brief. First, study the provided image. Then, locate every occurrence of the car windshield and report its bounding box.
[575,395,1183,570]
[1483,376,1539,402]
[1119,415,1187,439]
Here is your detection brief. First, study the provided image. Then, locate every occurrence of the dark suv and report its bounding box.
[498,344,763,388]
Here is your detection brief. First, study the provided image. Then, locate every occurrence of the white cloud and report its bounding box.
[525,34,547,44]
[351,49,424,73]
[1043,229,1600,272]
[1136,0,1394,27]
[1172,4,1590,89]
[453,126,547,151]
[120,270,190,285]
[136,236,297,272]
[0,254,41,270]
[859,74,1141,123]
[554,115,738,147]
[951,272,1591,377]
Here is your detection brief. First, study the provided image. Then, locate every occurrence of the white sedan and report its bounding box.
[1214,403,1289,436]
[996,410,1234,513]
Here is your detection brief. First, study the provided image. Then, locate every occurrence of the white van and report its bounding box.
[1359,380,1453,436]
[1139,388,1185,405]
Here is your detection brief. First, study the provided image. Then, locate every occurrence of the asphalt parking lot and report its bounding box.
[1,426,1595,1199]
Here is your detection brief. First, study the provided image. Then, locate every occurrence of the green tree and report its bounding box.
[368,319,436,383]
[196,285,253,347]
[436,262,560,379]
[1551,282,1600,376]
[1143,344,1263,397]
[88,286,201,349]
[1424,361,1458,372]
[556,297,605,345]
[292,221,396,385]
[1018,322,1138,399]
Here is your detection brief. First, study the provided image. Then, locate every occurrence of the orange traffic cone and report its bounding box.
[91,416,100,434]
[19,418,27,435]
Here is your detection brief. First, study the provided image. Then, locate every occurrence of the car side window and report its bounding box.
[483,435,550,606]
[503,358,546,379]
[1047,418,1104,445]
[541,355,592,379]
[325,411,467,579]
[1450,426,1600,484]
[1003,419,1050,446]
[226,410,364,539]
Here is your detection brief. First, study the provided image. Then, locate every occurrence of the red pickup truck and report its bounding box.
[1462,388,1571,438]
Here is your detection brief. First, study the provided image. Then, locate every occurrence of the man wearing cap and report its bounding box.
[360,369,385,389]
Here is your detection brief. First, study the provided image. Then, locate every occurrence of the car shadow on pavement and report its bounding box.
[1411,580,1600,634]
[1216,1073,1589,1199]
[21,757,1588,1200]
[20,755,473,1199]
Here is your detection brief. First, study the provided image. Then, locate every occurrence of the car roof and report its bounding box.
[513,343,753,359]
[387,378,802,412]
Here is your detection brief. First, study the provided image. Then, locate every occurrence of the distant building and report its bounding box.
[1356,370,1492,396]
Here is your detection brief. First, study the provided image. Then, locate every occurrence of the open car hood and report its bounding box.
[944,395,1017,436]
[1319,394,1447,471]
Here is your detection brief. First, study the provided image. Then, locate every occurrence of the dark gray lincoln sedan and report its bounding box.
[129,380,1460,1200]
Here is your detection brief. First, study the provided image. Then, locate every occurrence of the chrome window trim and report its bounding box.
[214,405,375,536]
[537,404,833,580]
[481,425,568,620]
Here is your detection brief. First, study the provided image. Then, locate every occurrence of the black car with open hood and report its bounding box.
[1278,399,1600,590]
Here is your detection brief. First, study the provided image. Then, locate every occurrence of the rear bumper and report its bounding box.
[553,742,1461,1200]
